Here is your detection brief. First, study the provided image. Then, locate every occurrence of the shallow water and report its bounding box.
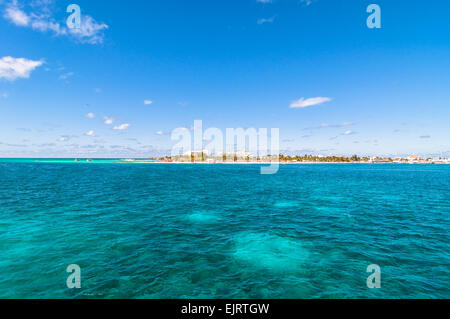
[0,160,449,298]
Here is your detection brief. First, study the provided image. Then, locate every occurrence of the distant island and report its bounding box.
[143,151,450,164]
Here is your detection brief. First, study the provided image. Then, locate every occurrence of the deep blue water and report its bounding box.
[0,160,449,298]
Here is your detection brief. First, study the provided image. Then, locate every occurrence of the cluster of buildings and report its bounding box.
[169,150,277,163]
[394,155,450,164]
[157,151,450,164]
[368,155,450,164]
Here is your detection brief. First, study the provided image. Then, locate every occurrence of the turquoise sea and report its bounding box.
[0,159,449,299]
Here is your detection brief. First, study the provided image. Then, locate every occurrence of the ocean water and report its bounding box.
[0,159,449,299]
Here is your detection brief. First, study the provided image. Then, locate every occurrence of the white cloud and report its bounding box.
[256,0,272,3]
[303,122,354,130]
[257,16,275,24]
[2,1,108,45]
[86,112,95,119]
[144,100,153,105]
[104,117,114,125]
[290,97,332,108]
[31,19,65,35]
[4,5,29,26]
[85,130,95,137]
[343,130,356,136]
[68,15,109,45]
[59,72,73,80]
[156,130,165,136]
[57,134,76,142]
[113,123,130,130]
[0,56,43,81]
[1,93,8,98]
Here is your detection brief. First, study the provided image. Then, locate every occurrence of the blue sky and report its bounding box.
[0,0,449,158]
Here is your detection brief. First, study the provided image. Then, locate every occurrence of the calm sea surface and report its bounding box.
[0,159,449,298]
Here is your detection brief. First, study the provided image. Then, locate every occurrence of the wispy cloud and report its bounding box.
[69,15,109,44]
[86,112,95,119]
[17,127,44,133]
[0,56,43,81]
[256,0,312,6]
[2,0,108,44]
[3,2,29,26]
[144,100,153,105]
[0,142,28,148]
[342,130,356,136]
[303,122,353,130]
[290,97,332,108]
[257,16,275,25]
[85,130,95,137]
[420,135,431,139]
[57,135,77,142]
[59,71,73,80]
[113,123,130,131]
